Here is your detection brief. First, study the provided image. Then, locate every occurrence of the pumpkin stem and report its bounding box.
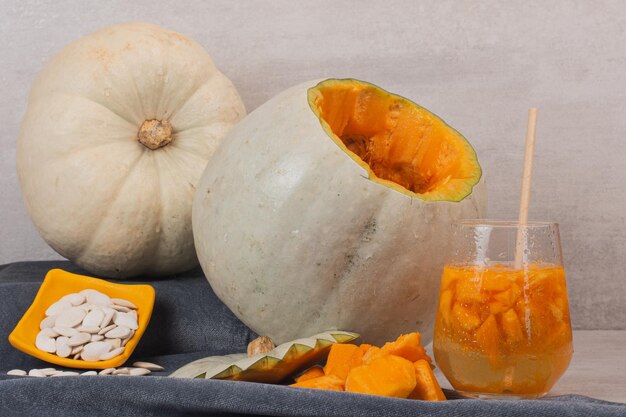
[137,119,173,150]
[247,336,276,357]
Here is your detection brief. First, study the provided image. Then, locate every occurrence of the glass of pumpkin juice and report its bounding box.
[433,221,573,399]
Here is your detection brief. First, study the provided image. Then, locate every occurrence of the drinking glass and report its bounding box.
[433,220,573,399]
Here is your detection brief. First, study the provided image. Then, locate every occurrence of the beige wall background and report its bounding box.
[1,0,624,329]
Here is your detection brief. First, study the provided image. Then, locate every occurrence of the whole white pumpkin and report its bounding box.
[17,22,245,278]
[193,79,486,345]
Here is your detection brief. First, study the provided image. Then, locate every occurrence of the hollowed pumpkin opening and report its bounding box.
[308,79,481,202]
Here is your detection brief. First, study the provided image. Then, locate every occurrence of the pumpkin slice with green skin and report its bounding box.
[193,78,486,345]
[169,331,358,383]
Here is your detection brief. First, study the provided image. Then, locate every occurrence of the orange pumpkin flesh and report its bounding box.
[290,332,445,401]
[308,79,481,202]
[291,374,344,391]
[324,344,363,382]
[294,366,325,383]
[345,355,417,398]
[409,360,447,401]
[378,332,431,364]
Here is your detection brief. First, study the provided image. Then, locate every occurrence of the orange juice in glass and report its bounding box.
[433,221,573,399]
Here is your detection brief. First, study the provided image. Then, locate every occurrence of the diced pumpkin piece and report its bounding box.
[440,269,459,291]
[501,308,524,344]
[493,283,522,308]
[455,279,483,303]
[294,366,325,382]
[379,332,431,363]
[324,344,361,381]
[362,346,383,365]
[481,274,512,292]
[346,355,416,398]
[489,300,507,315]
[452,303,481,331]
[439,289,453,324]
[290,374,344,391]
[475,314,500,367]
[548,302,564,322]
[358,344,373,354]
[409,360,446,401]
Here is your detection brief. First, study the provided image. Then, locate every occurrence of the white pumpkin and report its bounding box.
[193,79,486,345]
[17,22,245,278]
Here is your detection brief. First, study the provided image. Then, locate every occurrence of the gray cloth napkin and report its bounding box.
[1,261,624,417]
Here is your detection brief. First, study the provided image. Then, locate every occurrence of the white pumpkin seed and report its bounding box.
[81,371,98,376]
[55,337,72,358]
[7,369,27,376]
[35,332,56,353]
[82,289,111,307]
[28,369,46,377]
[61,293,85,306]
[38,368,58,376]
[114,312,138,330]
[99,368,115,375]
[39,315,58,329]
[121,331,134,347]
[67,332,91,347]
[38,290,138,362]
[112,367,130,375]
[132,362,164,371]
[40,327,59,338]
[106,338,122,349]
[100,308,115,328]
[81,341,111,361]
[105,325,131,339]
[77,303,92,311]
[99,347,125,360]
[111,298,137,309]
[51,371,79,377]
[82,309,105,327]
[129,367,151,376]
[98,324,117,335]
[55,307,86,328]
[53,326,79,337]
[76,325,100,333]
[45,299,72,316]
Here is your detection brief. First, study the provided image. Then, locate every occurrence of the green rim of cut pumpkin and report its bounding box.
[307,78,482,202]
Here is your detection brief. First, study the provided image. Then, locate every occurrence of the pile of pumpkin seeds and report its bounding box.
[7,362,164,377]
[36,289,139,361]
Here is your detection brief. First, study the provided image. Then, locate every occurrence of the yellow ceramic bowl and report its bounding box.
[8,269,155,369]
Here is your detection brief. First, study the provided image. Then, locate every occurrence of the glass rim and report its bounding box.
[454,219,559,228]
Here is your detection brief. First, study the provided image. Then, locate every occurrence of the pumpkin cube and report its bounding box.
[439,290,454,324]
[481,274,512,292]
[324,344,362,381]
[379,332,431,363]
[409,359,446,401]
[290,374,344,391]
[294,366,325,383]
[501,308,524,344]
[346,355,416,398]
[452,303,482,331]
[475,314,500,367]
[455,279,483,303]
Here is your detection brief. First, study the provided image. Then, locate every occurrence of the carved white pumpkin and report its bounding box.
[193,79,486,345]
[17,22,245,277]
